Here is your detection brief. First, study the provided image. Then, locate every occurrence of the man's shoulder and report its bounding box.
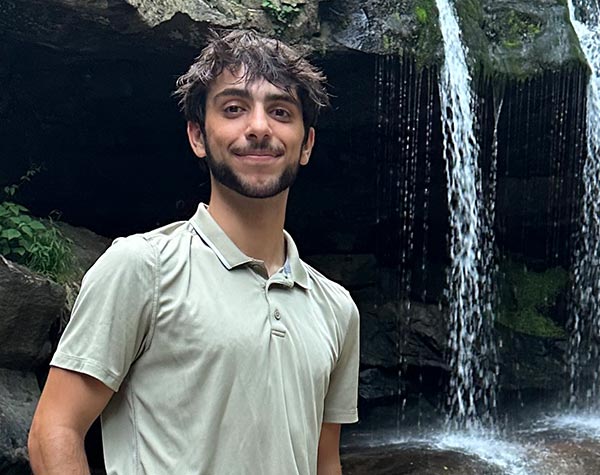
[116,219,193,251]
[138,219,192,244]
[95,219,194,269]
[301,259,354,304]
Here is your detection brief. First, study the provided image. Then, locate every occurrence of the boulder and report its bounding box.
[360,300,448,370]
[358,293,568,406]
[0,369,39,475]
[325,0,443,63]
[0,257,65,369]
[324,0,584,75]
[359,367,402,400]
[497,325,567,393]
[55,222,111,282]
[473,0,585,77]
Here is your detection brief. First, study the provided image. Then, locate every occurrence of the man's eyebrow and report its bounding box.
[212,88,299,106]
[264,92,299,106]
[212,88,252,103]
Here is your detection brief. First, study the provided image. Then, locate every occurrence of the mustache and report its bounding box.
[231,141,284,156]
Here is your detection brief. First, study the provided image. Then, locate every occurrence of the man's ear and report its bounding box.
[300,127,315,166]
[187,121,206,158]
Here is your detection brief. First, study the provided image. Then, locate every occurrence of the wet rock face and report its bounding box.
[0,0,585,74]
[0,369,39,475]
[0,257,65,369]
[0,227,108,474]
[0,0,320,55]
[342,445,503,475]
[477,0,584,76]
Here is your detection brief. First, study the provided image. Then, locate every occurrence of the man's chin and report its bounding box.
[232,183,289,199]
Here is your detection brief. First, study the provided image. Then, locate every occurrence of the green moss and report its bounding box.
[498,307,565,338]
[454,0,489,73]
[382,34,392,52]
[502,39,521,49]
[507,10,542,39]
[497,261,568,338]
[412,0,443,67]
[415,6,428,25]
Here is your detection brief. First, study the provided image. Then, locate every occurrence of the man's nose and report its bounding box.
[245,107,272,142]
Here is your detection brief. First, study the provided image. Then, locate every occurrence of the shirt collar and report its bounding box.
[189,203,311,290]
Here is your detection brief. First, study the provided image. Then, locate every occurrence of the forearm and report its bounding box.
[317,461,342,475]
[29,425,90,475]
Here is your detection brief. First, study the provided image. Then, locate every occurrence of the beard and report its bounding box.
[203,140,301,199]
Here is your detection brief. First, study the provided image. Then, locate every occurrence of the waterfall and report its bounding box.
[567,0,600,409]
[436,0,498,429]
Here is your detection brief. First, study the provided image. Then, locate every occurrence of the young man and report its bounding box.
[28,30,360,475]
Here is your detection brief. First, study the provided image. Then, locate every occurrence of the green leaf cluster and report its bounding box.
[0,201,74,283]
[497,261,567,338]
[415,6,428,25]
[1,166,74,283]
[261,0,301,30]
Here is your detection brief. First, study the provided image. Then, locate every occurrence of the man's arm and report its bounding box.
[28,367,114,475]
[317,423,342,475]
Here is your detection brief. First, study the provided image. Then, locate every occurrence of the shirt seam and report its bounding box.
[142,235,159,353]
[128,384,141,475]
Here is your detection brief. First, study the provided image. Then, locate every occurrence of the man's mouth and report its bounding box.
[232,148,284,159]
[235,152,278,157]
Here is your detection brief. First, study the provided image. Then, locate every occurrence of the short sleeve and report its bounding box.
[50,235,158,392]
[322,297,360,424]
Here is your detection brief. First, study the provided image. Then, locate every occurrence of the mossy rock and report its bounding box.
[456,0,586,79]
[413,0,443,67]
[497,260,568,338]
[325,0,443,65]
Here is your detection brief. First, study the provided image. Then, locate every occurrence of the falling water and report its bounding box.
[436,0,497,429]
[496,70,585,265]
[375,54,438,430]
[567,0,600,409]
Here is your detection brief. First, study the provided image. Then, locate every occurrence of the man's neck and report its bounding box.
[207,184,288,277]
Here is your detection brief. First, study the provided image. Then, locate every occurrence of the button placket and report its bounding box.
[266,285,287,337]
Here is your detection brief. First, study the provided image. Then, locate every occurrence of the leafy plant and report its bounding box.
[496,261,567,338]
[262,0,301,29]
[0,167,74,283]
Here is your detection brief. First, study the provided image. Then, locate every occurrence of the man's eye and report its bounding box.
[272,108,291,118]
[224,105,243,114]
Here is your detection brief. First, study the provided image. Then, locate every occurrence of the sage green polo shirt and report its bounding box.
[51,204,360,475]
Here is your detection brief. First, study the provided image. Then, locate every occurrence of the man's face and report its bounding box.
[187,68,315,199]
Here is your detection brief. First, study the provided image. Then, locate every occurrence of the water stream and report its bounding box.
[436,0,498,430]
[343,410,600,475]
[567,0,600,410]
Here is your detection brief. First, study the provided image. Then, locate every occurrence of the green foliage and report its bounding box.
[415,6,428,25]
[482,10,542,50]
[412,0,443,67]
[497,261,568,338]
[3,165,41,198]
[0,168,74,283]
[262,0,301,31]
[500,12,542,49]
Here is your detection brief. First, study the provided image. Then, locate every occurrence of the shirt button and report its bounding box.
[274,309,281,320]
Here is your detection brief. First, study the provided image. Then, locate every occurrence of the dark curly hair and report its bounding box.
[173,29,329,137]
